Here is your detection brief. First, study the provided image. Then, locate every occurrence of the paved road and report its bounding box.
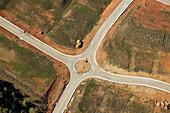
[157,0,170,5]
[0,0,170,113]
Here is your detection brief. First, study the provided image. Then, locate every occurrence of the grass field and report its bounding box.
[68,79,156,113]
[0,34,58,111]
[134,51,156,74]
[48,0,112,47]
[0,0,112,47]
[0,34,57,86]
[105,6,170,74]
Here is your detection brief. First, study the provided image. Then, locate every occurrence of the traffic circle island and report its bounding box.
[75,59,91,74]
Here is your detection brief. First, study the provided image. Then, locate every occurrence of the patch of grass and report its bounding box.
[106,39,132,70]
[118,10,170,53]
[134,51,156,74]
[0,59,7,64]
[130,101,153,113]
[2,0,112,47]
[0,0,19,10]
[105,7,170,72]
[136,5,141,9]
[160,108,166,113]
[16,14,34,26]
[79,80,97,112]
[40,1,53,10]
[160,11,170,19]
[48,26,72,47]
[40,88,45,93]
[0,34,57,86]
[48,0,112,47]
[2,0,72,33]
[87,0,112,10]
[70,79,155,113]
[120,8,134,26]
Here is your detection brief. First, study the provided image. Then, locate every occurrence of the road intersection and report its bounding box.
[0,0,170,113]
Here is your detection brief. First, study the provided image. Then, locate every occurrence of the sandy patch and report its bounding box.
[75,60,91,74]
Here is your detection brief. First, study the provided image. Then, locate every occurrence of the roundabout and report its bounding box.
[1,0,170,113]
[74,59,91,74]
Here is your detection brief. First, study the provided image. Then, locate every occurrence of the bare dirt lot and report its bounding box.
[96,0,170,83]
[0,27,70,113]
[66,78,170,113]
[75,60,91,74]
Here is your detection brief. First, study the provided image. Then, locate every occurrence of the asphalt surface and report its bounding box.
[157,0,170,5]
[0,0,170,113]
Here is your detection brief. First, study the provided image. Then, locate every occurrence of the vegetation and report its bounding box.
[0,34,57,86]
[0,0,71,33]
[157,56,170,76]
[0,80,39,113]
[0,68,47,112]
[134,51,156,74]
[68,79,155,113]
[0,0,18,10]
[78,80,97,112]
[0,34,58,111]
[0,0,112,47]
[118,16,170,53]
[48,0,112,47]
[105,39,132,69]
[105,7,170,73]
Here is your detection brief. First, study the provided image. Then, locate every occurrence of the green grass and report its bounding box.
[0,34,57,86]
[106,39,132,69]
[118,8,170,53]
[1,0,112,47]
[105,7,170,72]
[48,0,112,47]
[87,0,112,10]
[0,0,19,10]
[0,34,57,111]
[134,51,156,74]
[1,0,71,33]
[16,14,34,26]
[79,80,96,112]
[69,79,155,113]
[0,59,7,64]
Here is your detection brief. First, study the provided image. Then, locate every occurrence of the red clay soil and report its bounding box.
[0,0,122,55]
[96,0,170,83]
[0,27,70,113]
[132,0,170,32]
[158,52,170,75]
